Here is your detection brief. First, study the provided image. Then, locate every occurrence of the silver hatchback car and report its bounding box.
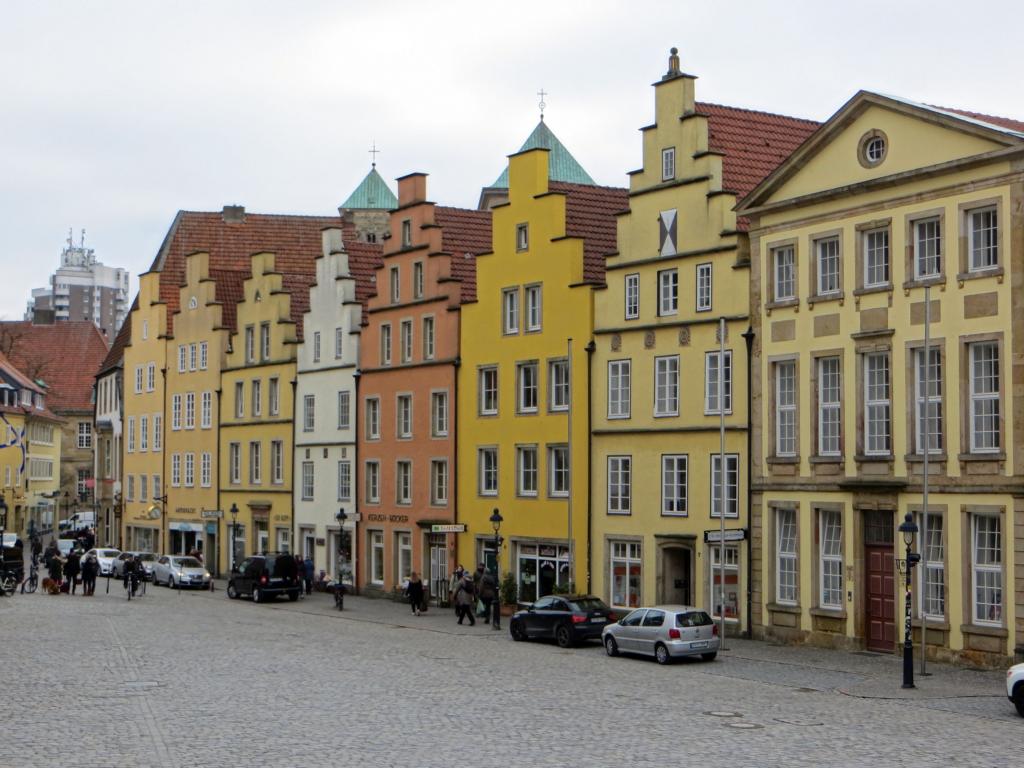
[602,605,719,664]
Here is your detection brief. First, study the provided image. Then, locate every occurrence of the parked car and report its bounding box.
[509,595,616,647]
[1007,663,1024,717]
[113,551,157,580]
[602,605,719,664]
[81,548,121,576]
[56,539,78,557]
[226,554,300,603]
[153,556,210,588]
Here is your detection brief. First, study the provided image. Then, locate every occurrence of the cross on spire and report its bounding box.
[537,88,547,121]
[369,140,380,168]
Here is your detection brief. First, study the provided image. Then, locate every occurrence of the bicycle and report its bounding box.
[0,568,18,597]
[331,581,345,611]
[125,571,141,600]
[20,561,38,594]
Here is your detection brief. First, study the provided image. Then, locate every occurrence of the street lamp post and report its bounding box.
[335,508,348,584]
[0,496,8,572]
[898,512,920,689]
[490,508,503,631]
[229,503,239,572]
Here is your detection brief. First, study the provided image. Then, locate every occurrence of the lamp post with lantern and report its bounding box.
[229,503,239,572]
[898,512,920,689]
[489,508,503,631]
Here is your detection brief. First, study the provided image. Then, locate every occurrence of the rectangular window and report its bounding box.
[863,228,890,287]
[199,341,208,370]
[478,447,498,496]
[775,360,797,457]
[709,545,740,621]
[139,416,148,452]
[337,460,352,502]
[548,445,569,498]
[914,217,942,278]
[183,392,194,430]
[77,421,93,449]
[178,345,187,373]
[548,359,569,412]
[817,357,841,456]
[516,223,528,251]
[170,454,181,487]
[517,361,538,414]
[245,326,255,363]
[400,320,412,363]
[270,440,283,484]
[365,461,380,503]
[422,316,435,360]
[401,219,412,247]
[184,452,195,487]
[972,515,1002,625]
[969,341,1000,453]
[368,531,384,584]
[397,395,413,438]
[413,262,424,298]
[365,398,380,439]
[502,288,519,334]
[607,359,631,419]
[776,508,798,605]
[312,330,321,363]
[138,474,147,503]
[704,350,732,415]
[865,352,891,455]
[380,324,392,365]
[607,456,631,514]
[773,246,795,301]
[146,363,155,392]
[661,147,675,181]
[525,285,542,331]
[127,416,135,453]
[914,347,943,454]
[658,269,678,316]
[516,446,538,496]
[152,474,161,501]
[229,443,240,484]
[431,391,448,437]
[610,541,642,609]
[134,366,142,394]
[815,236,840,296]
[303,394,315,432]
[268,377,279,416]
[201,391,212,429]
[431,459,448,505]
[334,327,344,360]
[968,207,998,271]
[189,343,197,371]
[696,263,712,312]
[126,474,135,501]
[818,510,843,609]
[259,322,270,360]
[624,273,639,319]
[201,451,212,488]
[654,356,679,416]
[389,266,400,303]
[248,442,260,484]
[395,461,412,505]
[301,461,314,501]
[234,381,243,419]
[710,454,739,518]
[153,415,162,451]
[337,391,351,430]
[251,379,261,417]
[661,454,687,516]
[916,513,945,620]
[479,367,498,415]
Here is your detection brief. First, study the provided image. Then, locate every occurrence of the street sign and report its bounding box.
[201,509,224,519]
[704,528,747,543]
[430,524,466,533]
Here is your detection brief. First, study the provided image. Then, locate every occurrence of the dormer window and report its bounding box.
[516,224,529,252]
[661,147,675,181]
[35,393,43,410]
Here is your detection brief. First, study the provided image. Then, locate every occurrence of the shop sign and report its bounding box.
[201,509,223,519]
[430,524,465,533]
[367,513,409,523]
[704,529,747,543]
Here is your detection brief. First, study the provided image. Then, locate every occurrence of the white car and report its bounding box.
[1007,663,1024,717]
[153,556,210,589]
[81,548,121,576]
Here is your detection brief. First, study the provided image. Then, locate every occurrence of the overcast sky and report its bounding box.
[2,0,1020,321]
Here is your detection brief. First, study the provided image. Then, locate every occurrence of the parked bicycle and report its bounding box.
[0,567,18,597]
[20,560,38,594]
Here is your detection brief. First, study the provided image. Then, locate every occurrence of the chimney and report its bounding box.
[397,173,428,207]
[222,205,246,223]
[663,47,681,80]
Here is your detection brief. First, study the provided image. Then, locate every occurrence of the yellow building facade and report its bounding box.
[739,92,1024,664]
[456,148,625,600]
[121,271,167,552]
[590,55,756,629]
[218,252,298,568]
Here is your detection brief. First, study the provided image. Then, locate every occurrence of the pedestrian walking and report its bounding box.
[405,572,425,616]
[47,550,64,589]
[80,553,99,596]
[476,564,497,625]
[65,548,81,595]
[448,564,465,612]
[303,555,314,596]
[453,573,477,626]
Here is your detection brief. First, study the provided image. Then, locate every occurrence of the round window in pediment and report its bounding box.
[858,129,888,168]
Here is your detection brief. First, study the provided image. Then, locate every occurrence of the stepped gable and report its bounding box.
[434,206,493,303]
[343,240,385,306]
[549,182,629,286]
[0,320,110,412]
[98,301,134,376]
[695,102,819,204]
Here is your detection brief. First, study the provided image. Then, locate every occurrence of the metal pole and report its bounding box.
[920,284,930,675]
[492,528,501,631]
[566,337,574,590]
[718,317,727,649]
[903,536,915,688]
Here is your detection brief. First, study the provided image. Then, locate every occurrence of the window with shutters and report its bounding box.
[659,209,677,256]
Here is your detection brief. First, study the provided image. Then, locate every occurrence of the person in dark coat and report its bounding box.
[80,553,99,596]
[64,549,82,595]
[453,573,477,626]
[405,572,425,616]
[47,551,64,588]
[476,565,497,625]
[301,556,314,595]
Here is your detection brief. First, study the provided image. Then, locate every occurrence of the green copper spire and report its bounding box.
[491,120,596,188]
[340,166,398,211]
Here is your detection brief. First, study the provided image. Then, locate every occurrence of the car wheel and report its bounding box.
[654,643,671,665]
[253,588,262,604]
[168,577,175,589]
[288,590,299,602]
[510,620,527,642]
[555,624,574,649]
[701,652,718,662]
[227,584,238,600]
[1014,686,1024,717]
[604,636,619,657]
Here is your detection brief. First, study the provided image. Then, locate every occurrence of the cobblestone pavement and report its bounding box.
[2,582,1018,768]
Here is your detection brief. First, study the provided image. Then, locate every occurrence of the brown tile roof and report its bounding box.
[0,321,110,413]
[434,206,493,303]
[549,182,629,285]
[0,350,60,421]
[98,301,134,376]
[932,106,1024,135]
[696,102,820,203]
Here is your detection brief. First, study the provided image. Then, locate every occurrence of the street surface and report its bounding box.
[1,579,1017,768]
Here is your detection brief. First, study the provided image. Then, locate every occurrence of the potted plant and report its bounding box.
[499,572,518,616]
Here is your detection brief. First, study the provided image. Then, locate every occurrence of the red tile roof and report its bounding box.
[696,102,820,203]
[932,106,1024,135]
[0,350,60,421]
[434,206,493,303]
[0,321,110,413]
[549,182,629,285]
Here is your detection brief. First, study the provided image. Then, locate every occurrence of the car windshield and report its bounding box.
[175,558,202,568]
[676,611,713,627]
[570,598,608,612]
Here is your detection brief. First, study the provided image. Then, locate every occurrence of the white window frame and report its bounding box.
[548,359,569,412]
[301,461,314,501]
[524,284,542,332]
[229,443,240,484]
[234,381,243,419]
[431,391,448,437]
[413,261,424,299]
[334,327,344,360]
[818,509,843,609]
[397,394,413,438]
[607,359,631,419]
[661,454,687,516]
[775,360,797,457]
[365,398,380,440]
[269,377,279,416]
[248,442,260,485]
[178,345,187,373]
[710,454,739,519]
[430,459,448,506]
[251,379,261,418]
[817,357,841,457]
[914,346,943,455]
[624,273,639,320]
[517,361,538,414]
[478,367,498,416]
[369,531,385,584]
[337,460,352,502]
[696,263,712,312]
[201,391,212,429]
[380,323,392,366]
[199,341,208,370]
[607,456,631,515]
[969,341,1000,453]
[654,355,679,417]
[967,206,998,272]
[657,268,678,316]
[400,320,413,363]
[312,330,321,363]
[201,451,212,488]
[303,394,315,433]
[776,508,798,605]
[364,461,380,503]
[270,440,283,485]
[337,391,351,430]
[864,352,891,456]
[260,322,270,361]
[422,316,435,360]
[916,512,945,621]
[863,228,890,288]
[516,445,538,497]
[478,447,498,497]
[704,350,732,415]
[773,246,795,301]
[389,266,400,303]
[139,416,148,452]
[610,541,642,610]
[184,452,195,487]
[661,147,675,181]
[502,288,519,335]
[815,236,840,296]
[184,392,195,430]
[395,460,412,505]
[913,217,942,279]
[516,223,529,251]
[971,514,1002,626]
[189,342,197,371]
[547,444,569,498]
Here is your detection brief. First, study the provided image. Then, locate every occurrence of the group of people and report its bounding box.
[41,540,100,596]
[448,563,497,626]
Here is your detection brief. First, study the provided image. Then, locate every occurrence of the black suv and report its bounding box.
[227,553,300,603]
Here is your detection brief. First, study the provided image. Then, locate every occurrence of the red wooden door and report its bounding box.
[865,545,895,652]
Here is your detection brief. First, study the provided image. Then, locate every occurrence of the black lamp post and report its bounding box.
[0,496,8,569]
[335,508,348,584]
[490,508,503,631]
[229,503,239,571]
[898,512,920,689]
